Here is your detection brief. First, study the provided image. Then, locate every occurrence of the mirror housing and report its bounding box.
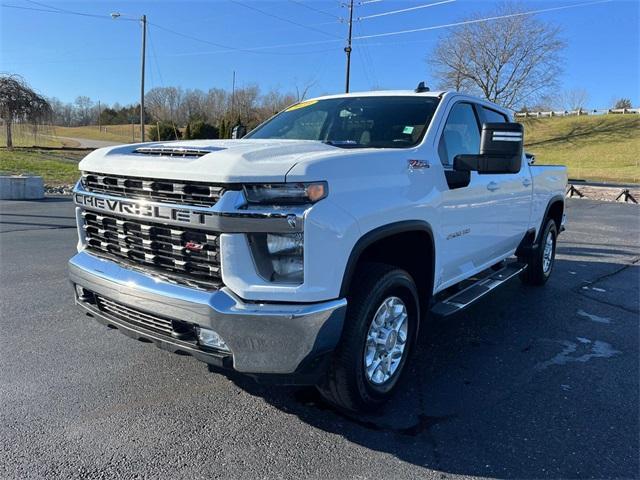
[454,122,523,174]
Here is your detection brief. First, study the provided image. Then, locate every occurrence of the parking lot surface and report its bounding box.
[1,198,638,479]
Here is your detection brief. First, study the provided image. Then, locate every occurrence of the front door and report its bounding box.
[436,102,505,289]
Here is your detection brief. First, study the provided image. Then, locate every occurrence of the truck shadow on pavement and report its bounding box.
[221,257,639,478]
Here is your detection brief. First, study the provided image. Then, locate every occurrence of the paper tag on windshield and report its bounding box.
[403,126,414,134]
[286,100,318,112]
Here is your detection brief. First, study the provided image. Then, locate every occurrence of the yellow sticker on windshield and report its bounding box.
[286,100,318,111]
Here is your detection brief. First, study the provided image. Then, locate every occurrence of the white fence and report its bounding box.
[515,108,640,118]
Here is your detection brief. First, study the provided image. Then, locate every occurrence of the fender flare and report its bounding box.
[535,194,565,246]
[339,220,435,299]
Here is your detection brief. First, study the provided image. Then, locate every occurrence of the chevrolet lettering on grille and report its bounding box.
[74,193,215,227]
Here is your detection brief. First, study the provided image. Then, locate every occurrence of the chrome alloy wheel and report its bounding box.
[364,296,409,385]
[542,230,555,274]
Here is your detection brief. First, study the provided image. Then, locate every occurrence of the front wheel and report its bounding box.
[520,218,557,286]
[317,263,419,412]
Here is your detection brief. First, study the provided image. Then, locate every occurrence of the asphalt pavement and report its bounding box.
[0,197,638,479]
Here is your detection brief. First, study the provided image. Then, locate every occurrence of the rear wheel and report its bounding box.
[317,263,419,412]
[519,218,557,286]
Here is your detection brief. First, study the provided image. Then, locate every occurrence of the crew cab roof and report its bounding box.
[307,90,446,102]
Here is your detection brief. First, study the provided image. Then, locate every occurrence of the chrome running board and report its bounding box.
[430,262,527,317]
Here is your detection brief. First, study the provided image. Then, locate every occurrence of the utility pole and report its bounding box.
[140,14,147,142]
[231,70,236,120]
[97,100,101,132]
[344,0,354,93]
[111,11,147,141]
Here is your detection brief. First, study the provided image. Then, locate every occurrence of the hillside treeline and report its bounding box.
[47,84,303,131]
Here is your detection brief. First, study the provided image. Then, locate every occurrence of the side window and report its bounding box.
[438,103,480,167]
[480,106,508,123]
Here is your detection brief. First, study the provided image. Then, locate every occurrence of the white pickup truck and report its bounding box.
[69,87,567,411]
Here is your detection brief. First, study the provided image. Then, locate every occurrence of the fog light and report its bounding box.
[197,327,230,352]
[75,284,92,302]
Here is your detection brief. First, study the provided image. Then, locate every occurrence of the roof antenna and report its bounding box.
[415,81,430,93]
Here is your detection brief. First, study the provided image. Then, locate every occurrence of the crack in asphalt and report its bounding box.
[575,257,640,314]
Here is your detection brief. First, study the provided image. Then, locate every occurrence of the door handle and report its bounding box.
[487,181,500,191]
[522,178,532,187]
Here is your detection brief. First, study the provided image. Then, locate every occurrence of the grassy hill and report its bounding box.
[522,114,639,183]
[52,124,146,143]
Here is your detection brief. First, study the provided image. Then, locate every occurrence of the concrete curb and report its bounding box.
[0,175,45,200]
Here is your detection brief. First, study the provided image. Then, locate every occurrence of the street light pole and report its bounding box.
[140,14,146,142]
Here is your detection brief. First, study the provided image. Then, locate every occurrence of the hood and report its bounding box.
[78,139,342,183]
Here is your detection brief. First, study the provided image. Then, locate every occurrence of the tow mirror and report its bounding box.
[454,122,523,174]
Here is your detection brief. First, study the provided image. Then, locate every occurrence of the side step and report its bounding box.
[430,262,527,317]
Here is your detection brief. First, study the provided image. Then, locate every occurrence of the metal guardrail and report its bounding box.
[516,108,639,118]
[567,180,638,204]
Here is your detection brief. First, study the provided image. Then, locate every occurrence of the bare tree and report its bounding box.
[560,88,589,111]
[259,89,297,118]
[293,78,317,102]
[428,3,566,109]
[144,86,183,123]
[205,88,229,122]
[613,98,633,109]
[74,96,94,125]
[181,88,207,122]
[0,74,51,148]
[233,85,261,125]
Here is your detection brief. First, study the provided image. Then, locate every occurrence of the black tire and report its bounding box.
[317,263,419,412]
[519,218,557,286]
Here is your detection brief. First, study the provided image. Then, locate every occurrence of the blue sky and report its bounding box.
[1,0,638,108]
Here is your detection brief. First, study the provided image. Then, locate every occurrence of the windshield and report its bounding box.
[245,96,440,149]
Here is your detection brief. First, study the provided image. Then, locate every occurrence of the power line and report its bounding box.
[287,0,341,20]
[150,21,339,55]
[359,0,455,20]
[354,0,612,40]
[146,26,165,88]
[2,3,135,20]
[229,0,341,39]
[5,1,338,55]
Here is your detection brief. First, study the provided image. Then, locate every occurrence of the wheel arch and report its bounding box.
[537,195,564,244]
[339,220,435,309]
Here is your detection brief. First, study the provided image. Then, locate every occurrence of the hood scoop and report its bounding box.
[133,146,225,158]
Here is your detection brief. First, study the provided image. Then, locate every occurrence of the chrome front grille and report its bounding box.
[95,295,174,335]
[81,172,229,207]
[82,211,221,290]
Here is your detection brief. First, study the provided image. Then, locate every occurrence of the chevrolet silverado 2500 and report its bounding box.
[69,88,567,411]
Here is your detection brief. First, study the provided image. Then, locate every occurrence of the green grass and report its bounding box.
[0,148,86,185]
[53,124,148,143]
[522,114,640,183]
[0,124,67,148]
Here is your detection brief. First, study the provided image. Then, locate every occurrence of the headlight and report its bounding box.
[244,182,327,205]
[248,233,304,284]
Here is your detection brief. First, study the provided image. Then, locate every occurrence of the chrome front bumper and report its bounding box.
[69,251,347,377]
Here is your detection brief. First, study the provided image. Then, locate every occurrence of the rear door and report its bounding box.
[477,105,532,253]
